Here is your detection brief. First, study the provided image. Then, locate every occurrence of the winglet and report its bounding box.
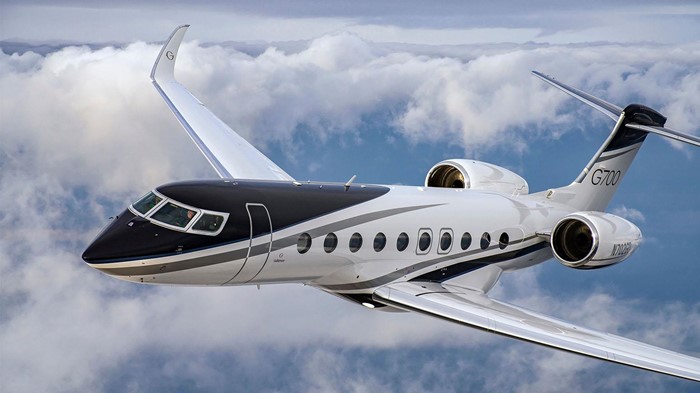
[149,26,295,181]
[151,25,190,83]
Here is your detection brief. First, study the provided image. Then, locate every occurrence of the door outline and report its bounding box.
[244,203,273,282]
[223,203,272,284]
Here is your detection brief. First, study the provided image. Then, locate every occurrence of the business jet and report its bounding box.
[83,25,700,381]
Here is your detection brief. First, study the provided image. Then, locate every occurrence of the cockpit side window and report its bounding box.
[191,213,224,232]
[132,192,163,215]
[129,189,228,236]
[151,202,197,228]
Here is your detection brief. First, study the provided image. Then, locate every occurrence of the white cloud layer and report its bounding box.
[0,36,699,392]
[2,2,699,44]
[611,205,647,223]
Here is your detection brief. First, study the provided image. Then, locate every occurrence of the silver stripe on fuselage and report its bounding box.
[319,235,542,291]
[95,204,442,276]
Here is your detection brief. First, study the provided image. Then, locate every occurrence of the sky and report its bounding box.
[1,2,699,393]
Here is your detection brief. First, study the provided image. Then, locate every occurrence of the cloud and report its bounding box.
[0,37,699,392]
[610,205,646,223]
[3,36,699,184]
[3,2,700,45]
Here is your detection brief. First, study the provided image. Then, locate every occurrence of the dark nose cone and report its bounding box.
[82,209,196,264]
[83,210,169,263]
[82,241,103,263]
[82,211,139,263]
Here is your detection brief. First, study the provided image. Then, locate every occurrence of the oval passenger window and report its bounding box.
[419,232,431,252]
[374,233,386,252]
[297,233,312,254]
[461,232,472,250]
[349,233,363,253]
[324,233,338,253]
[440,232,452,251]
[480,232,491,250]
[397,232,409,252]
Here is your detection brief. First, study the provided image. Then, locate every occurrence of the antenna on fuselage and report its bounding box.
[344,175,357,191]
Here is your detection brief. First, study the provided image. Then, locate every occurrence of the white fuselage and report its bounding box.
[90,185,572,294]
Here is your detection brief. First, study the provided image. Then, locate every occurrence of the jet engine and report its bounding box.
[425,159,529,195]
[550,211,642,269]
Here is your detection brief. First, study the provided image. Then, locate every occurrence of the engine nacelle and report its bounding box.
[425,159,529,195]
[551,211,642,269]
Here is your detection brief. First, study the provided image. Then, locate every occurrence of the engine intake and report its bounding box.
[550,212,641,269]
[425,159,528,195]
[427,165,466,188]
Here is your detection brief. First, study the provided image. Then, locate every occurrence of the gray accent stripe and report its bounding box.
[574,112,626,183]
[97,204,440,277]
[596,143,641,163]
[269,204,442,252]
[321,235,541,291]
[96,246,249,277]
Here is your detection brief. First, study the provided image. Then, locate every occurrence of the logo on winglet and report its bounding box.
[166,51,174,60]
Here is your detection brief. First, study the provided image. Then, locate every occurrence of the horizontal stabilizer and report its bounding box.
[533,70,700,149]
[532,71,622,121]
[374,281,700,381]
[626,123,700,147]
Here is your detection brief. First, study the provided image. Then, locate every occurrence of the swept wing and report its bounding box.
[374,281,700,381]
[151,25,294,181]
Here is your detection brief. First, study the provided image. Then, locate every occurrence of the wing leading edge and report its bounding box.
[373,281,700,382]
[151,25,294,181]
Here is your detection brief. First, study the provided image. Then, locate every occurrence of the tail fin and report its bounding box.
[532,71,700,211]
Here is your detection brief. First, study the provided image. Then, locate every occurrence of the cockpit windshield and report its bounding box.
[192,213,224,232]
[132,192,163,215]
[129,190,229,236]
[151,202,197,228]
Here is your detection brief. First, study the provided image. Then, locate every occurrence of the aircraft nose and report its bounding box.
[82,233,111,263]
[82,209,193,265]
[82,211,140,264]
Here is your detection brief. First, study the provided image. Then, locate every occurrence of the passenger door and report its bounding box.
[229,203,273,283]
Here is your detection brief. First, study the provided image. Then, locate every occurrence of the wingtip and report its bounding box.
[531,70,550,80]
[150,25,190,83]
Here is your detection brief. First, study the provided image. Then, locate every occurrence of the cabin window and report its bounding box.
[151,202,197,228]
[297,233,312,254]
[461,232,472,250]
[418,231,432,253]
[132,192,163,215]
[499,232,509,250]
[397,232,409,252]
[480,232,491,250]
[439,230,453,254]
[324,233,338,253]
[373,233,386,252]
[349,233,363,252]
[192,213,224,232]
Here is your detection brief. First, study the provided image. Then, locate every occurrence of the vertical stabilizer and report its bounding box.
[550,104,668,211]
[531,72,682,212]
